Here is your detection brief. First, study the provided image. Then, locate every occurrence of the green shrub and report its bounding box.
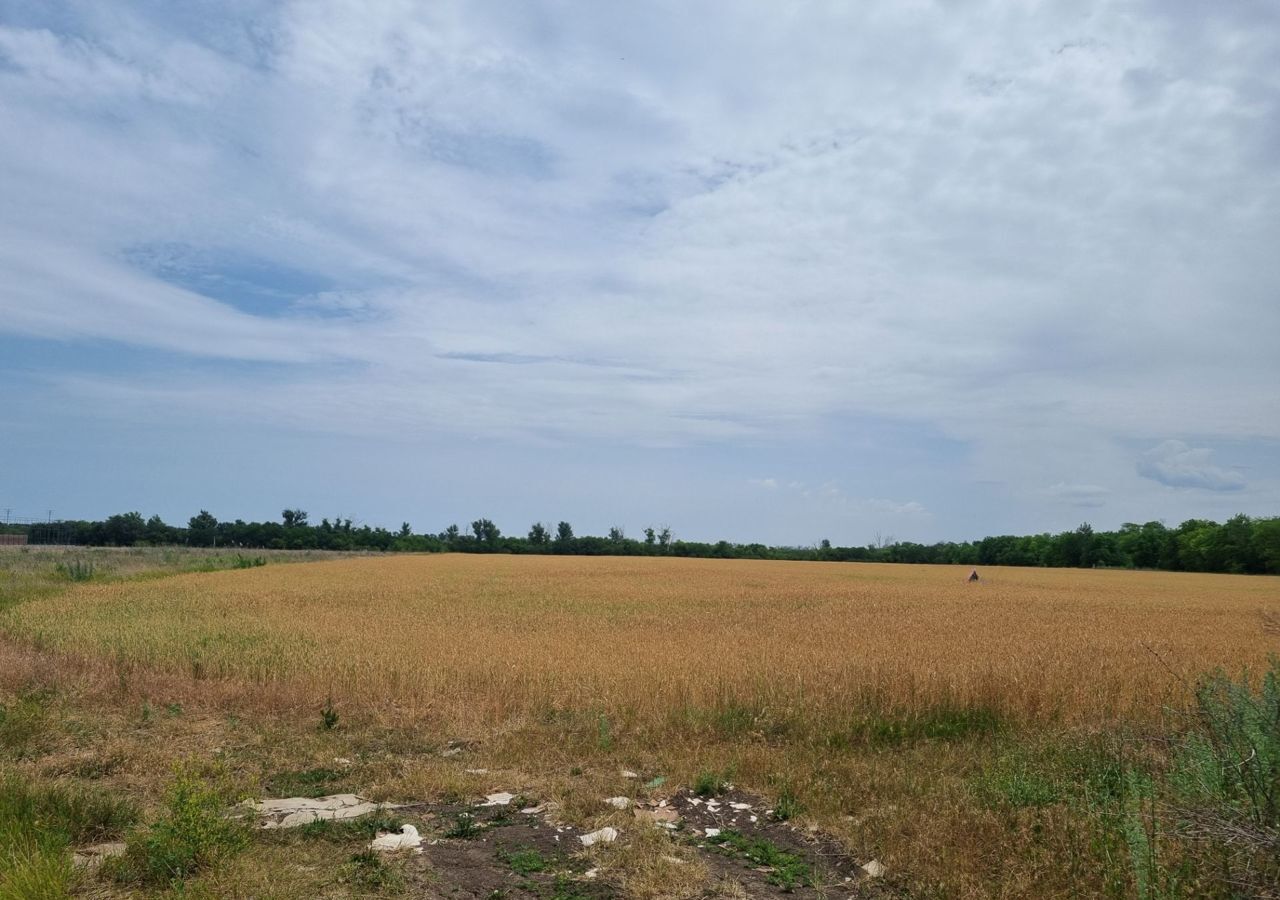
[111,767,247,886]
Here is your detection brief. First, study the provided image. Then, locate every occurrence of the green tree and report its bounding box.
[528,522,550,546]
[188,510,219,547]
[281,509,309,527]
[556,521,575,543]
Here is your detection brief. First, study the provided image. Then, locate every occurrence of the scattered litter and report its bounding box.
[248,794,400,829]
[584,868,599,879]
[621,769,639,779]
[580,827,619,846]
[704,828,721,837]
[520,805,546,815]
[480,792,515,807]
[662,855,687,865]
[749,815,758,823]
[862,859,887,878]
[687,797,703,806]
[658,800,667,808]
[333,757,352,766]
[465,768,489,775]
[604,796,631,809]
[644,776,666,789]
[730,802,751,810]
[370,824,422,853]
[440,747,463,757]
[71,842,126,868]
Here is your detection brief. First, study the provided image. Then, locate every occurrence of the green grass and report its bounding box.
[705,830,813,891]
[339,849,405,893]
[499,846,549,875]
[837,703,1004,749]
[108,766,248,886]
[264,767,347,799]
[0,776,139,898]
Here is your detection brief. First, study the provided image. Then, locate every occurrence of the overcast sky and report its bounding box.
[1,0,1277,545]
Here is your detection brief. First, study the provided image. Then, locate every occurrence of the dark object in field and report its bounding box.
[968,569,980,582]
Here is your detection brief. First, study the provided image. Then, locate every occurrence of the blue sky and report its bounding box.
[1,0,1277,545]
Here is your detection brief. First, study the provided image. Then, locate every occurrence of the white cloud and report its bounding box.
[1137,441,1246,492]
[0,1,1277,535]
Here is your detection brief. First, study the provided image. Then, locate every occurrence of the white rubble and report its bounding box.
[370,824,422,853]
[703,827,721,837]
[248,794,400,829]
[604,796,631,809]
[480,792,515,806]
[580,827,619,846]
[862,859,887,878]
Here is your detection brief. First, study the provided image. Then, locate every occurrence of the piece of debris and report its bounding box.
[584,867,599,879]
[465,768,489,775]
[520,804,546,815]
[634,806,680,826]
[580,827,619,846]
[662,855,687,865]
[704,827,721,837]
[730,802,752,810]
[248,794,400,829]
[71,842,126,869]
[644,776,667,789]
[621,769,639,779]
[861,859,887,878]
[604,796,631,809]
[333,757,352,766]
[480,792,515,806]
[370,824,422,853]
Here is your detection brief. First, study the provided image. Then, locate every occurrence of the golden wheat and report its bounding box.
[6,555,1276,731]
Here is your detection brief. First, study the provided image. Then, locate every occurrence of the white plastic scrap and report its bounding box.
[604,796,631,809]
[250,794,398,829]
[480,792,515,807]
[620,769,639,779]
[520,805,546,815]
[370,825,423,853]
[703,828,721,837]
[730,802,751,810]
[580,827,619,847]
[861,859,887,878]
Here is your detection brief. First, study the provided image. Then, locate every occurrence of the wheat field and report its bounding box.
[7,554,1276,733]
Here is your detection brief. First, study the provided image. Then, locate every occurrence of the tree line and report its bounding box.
[3,510,1278,575]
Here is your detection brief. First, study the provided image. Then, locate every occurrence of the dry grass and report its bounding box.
[3,552,1277,897]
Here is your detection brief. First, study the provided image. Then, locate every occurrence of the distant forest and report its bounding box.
[4,509,1279,575]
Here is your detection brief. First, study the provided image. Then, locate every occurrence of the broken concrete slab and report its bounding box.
[370,824,423,853]
[862,859,887,877]
[579,826,619,846]
[479,792,515,807]
[71,841,126,868]
[247,794,401,829]
[604,796,631,809]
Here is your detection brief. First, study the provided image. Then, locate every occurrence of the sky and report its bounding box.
[1,0,1278,546]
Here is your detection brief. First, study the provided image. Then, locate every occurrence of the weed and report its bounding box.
[841,703,1004,749]
[706,830,813,891]
[265,767,345,799]
[296,811,403,842]
[232,554,267,569]
[596,712,613,750]
[0,693,48,757]
[445,812,482,839]
[54,559,95,582]
[693,770,727,797]
[771,788,803,822]
[320,696,339,731]
[498,846,548,875]
[110,765,248,886]
[340,849,404,893]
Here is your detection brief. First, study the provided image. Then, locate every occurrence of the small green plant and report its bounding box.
[706,830,813,891]
[232,554,267,569]
[499,846,548,875]
[840,703,1003,748]
[320,696,339,731]
[340,849,404,892]
[693,770,727,797]
[55,559,95,582]
[265,767,345,799]
[771,788,803,822]
[109,765,247,886]
[596,712,613,750]
[445,812,482,839]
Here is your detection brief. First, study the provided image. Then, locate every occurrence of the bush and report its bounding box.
[110,766,247,886]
